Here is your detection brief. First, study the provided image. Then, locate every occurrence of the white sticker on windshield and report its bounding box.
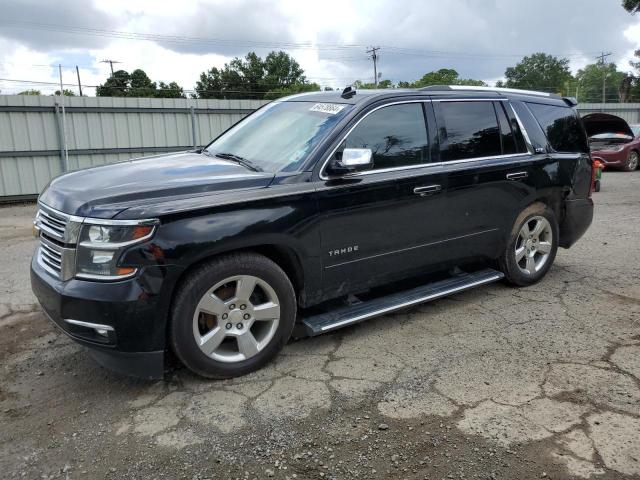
[310,103,346,115]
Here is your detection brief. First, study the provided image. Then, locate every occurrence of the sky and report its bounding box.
[0,0,638,96]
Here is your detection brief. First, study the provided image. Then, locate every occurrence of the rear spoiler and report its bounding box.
[563,97,578,107]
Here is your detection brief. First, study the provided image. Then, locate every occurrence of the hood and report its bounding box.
[582,113,634,139]
[39,151,275,218]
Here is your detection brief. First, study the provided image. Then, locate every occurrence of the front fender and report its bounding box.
[121,191,322,305]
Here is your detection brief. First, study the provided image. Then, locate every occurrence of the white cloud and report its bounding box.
[1,0,640,95]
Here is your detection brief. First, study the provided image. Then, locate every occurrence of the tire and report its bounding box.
[170,252,296,379]
[624,151,639,172]
[499,202,559,287]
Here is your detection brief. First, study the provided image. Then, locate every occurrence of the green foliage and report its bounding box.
[397,69,486,88]
[195,50,312,99]
[17,89,41,95]
[568,63,628,103]
[129,69,157,97]
[622,0,640,13]
[157,81,185,98]
[264,82,321,100]
[96,69,185,98]
[53,89,76,96]
[503,53,572,94]
[96,70,129,97]
[352,79,393,89]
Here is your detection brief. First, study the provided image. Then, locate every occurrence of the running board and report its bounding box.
[301,268,504,336]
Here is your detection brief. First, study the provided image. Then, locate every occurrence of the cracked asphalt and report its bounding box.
[1,171,639,480]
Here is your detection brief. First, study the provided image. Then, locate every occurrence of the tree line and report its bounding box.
[14,52,640,104]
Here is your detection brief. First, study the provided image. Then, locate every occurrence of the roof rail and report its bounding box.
[419,85,558,98]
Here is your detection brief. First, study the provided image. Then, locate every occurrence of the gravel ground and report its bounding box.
[0,171,639,480]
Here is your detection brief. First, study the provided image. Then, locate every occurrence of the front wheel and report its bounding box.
[499,203,559,287]
[624,151,639,172]
[170,253,296,379]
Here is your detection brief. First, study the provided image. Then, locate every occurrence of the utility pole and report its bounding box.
[58,64,69,172]
[366,47,380,88]
[595,51,612,104]
[100,59,121,76]
[75,65,83,96]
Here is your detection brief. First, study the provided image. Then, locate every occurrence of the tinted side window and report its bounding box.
[526,103,588,153]
[511,101,548,153]
[344,103,429,170]
[494,102,517,155]
[439,101,502,161]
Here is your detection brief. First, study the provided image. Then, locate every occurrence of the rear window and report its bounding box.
[438,101,502,162]
[526,103,588,153]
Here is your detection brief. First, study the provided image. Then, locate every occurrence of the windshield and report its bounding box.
[205,101,352,172]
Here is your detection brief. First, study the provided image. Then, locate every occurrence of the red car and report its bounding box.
[583,113,640,171]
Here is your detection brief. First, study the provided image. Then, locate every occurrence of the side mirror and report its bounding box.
[327,148,373,175]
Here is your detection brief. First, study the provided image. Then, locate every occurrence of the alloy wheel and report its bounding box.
[514,216,553,276]
[192,275,281,363]
[628,151,639,171]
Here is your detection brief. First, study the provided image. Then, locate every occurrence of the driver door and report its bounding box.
[315,101,448,298]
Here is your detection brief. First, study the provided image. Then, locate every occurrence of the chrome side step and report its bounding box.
[301,268,504,336]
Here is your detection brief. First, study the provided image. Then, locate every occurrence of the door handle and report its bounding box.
[413,185,442,196]
[506,171,528,181]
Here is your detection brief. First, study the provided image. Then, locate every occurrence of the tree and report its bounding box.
[17,89,41,95]
[262,51,305,90]
[503,53,573,94]
[129,69,156,97]
[195,51,316,99]
[96,69,184,98]
[622,0,640,13]
[571,63,627,103]
[399,69,486,88]
[96,70,130,97]
[264,82,321,100]
[53,89,76,96]
[157,81,185,98]
[353,79,393,89]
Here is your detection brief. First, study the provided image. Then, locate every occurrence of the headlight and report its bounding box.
[607,145,625,152]
[76,220,158,280]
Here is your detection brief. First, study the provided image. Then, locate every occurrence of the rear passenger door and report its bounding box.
[433,99,533,261]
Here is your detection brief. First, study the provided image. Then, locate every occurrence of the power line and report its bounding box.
[0,19,616,60]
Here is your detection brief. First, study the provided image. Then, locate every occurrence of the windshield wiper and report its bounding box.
[212,152,263,172]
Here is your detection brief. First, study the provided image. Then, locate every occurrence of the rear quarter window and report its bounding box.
[526,103,588,153]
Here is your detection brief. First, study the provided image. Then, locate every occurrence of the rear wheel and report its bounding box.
[170,253,296,379]
[499,203,559,286]
[625,151,639,172]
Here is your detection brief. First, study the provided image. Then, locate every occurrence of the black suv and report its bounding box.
[31,86,594,379]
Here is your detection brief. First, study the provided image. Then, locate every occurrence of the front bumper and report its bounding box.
[559,198,594,248]
[591,149,627,167]
[30,253,182,379]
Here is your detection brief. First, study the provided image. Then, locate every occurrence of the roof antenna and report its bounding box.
[341,85,356,99]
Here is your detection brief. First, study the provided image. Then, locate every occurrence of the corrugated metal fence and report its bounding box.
[1,97,639,200]
[0,95,268,200]
[577,103,640,124]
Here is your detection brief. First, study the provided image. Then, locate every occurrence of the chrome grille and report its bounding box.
[36,208,68,242]
[39,236,63,275]
[35,205,79,281]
